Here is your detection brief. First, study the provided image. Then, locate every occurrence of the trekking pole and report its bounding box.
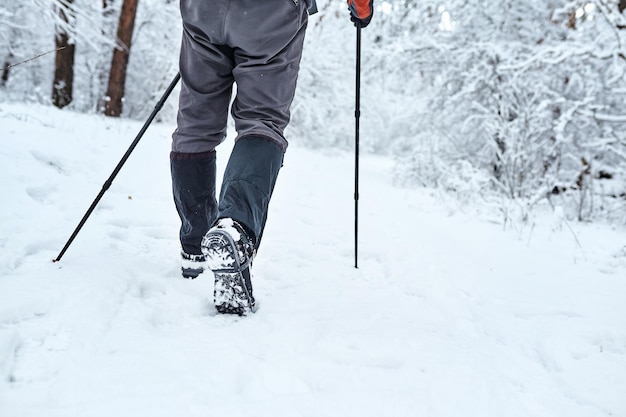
[354,23,362,269]
[54,72,181,262]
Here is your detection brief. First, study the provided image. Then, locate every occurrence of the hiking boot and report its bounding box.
[201,218,256,315]
[181,251,207,279]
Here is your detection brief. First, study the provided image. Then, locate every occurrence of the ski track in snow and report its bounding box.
[1,103,625,417]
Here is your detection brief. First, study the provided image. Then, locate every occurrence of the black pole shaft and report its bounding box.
[54,72,181,262]
[354,25,361,269]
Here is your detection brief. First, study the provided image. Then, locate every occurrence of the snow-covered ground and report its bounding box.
[1,103,625,417]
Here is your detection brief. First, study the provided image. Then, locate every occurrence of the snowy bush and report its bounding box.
[391,0,626,223]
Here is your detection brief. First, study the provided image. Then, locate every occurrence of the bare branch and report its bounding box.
[7,47,66,69]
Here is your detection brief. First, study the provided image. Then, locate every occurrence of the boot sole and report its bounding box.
[202,229,255,315]
[181,268,203,279]
[213,271,256,315]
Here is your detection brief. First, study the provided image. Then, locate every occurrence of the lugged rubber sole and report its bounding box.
[181,267,203,279]
[213,271,256,315]
[202,228,255,315]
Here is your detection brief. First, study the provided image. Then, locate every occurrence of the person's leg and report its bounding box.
[201,0,308,313]
[219,0,309,244]
[172,0,235,276]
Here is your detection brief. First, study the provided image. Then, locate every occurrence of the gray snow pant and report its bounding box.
[172,0,309,153]
[171,0,307,255]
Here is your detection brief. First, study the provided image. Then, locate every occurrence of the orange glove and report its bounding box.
[347,0,373,28]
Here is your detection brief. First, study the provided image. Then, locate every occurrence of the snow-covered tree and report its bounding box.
[104,0,139,117]
[52,0,76,108]
[390,0,626,222]
[0,0,179,116]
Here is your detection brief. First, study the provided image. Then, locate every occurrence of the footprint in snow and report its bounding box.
[30,150,66,175]
[26,186,56,204]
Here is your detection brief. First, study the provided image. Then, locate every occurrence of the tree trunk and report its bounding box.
[1,53,13,87]
[104,0,139,117]
[52,0,76,109]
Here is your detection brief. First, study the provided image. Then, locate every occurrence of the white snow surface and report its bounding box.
[1,103,625,417]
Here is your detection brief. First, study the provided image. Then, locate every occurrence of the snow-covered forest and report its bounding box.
[2,0,625,223]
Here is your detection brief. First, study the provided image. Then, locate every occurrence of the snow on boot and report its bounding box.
[201,218,256,315]
[181,251,207,279]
